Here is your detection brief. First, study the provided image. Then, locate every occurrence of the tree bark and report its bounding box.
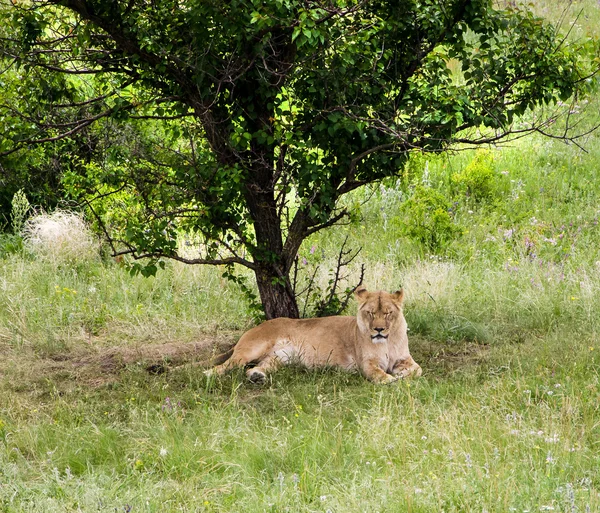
[254,264,299,319]
[243,154,301,319]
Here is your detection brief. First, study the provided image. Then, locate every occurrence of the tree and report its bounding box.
[0,66,94,227]
[0,0,597,318]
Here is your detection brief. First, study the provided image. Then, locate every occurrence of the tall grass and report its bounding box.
[22,210,100,265]
[0,255,254,352]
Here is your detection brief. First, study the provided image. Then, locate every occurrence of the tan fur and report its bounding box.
[204,287,422,384]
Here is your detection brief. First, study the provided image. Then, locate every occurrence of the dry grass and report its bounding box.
[402,260,459,306]
[22,210,100,264]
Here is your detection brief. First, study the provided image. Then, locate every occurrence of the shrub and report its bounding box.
[451,149,500,202]
[395,185,461,253]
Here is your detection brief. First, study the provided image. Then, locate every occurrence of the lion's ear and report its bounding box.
[354,285,369,301]
[392,289,404,305]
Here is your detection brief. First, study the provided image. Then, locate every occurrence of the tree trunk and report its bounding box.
[242,145,302,318]
[254,265,299,320]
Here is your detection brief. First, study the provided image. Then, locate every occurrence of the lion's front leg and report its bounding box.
[362,359,400,384]
[391,356,422,378]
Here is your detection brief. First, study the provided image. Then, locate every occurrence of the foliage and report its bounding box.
[9,189,30,235]
[0,66,103,229]
[0,233,23,258]
[450,149,502,203]
[0,142,66,232]
[0,0,598,317]
[396,185,461,253]
[308,283,352,318]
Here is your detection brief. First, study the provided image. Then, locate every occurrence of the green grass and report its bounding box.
[1,332,599,512]
[2,129,600,511]
[0,255,254,353]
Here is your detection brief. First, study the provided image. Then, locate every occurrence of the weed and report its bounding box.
[10,189,30,235]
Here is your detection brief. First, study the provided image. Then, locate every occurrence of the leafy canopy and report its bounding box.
[0,0,597,315]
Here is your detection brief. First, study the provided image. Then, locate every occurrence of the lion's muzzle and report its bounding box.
[371,331,388,343]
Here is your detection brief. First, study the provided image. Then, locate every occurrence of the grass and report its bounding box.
[1,330,599,512]
[2,1,600,511]
[2,131,600,511]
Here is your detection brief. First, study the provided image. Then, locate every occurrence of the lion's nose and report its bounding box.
[374,327,384,333]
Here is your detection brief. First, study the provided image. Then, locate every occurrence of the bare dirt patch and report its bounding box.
[0,333,237,390]
[0,331,491,393]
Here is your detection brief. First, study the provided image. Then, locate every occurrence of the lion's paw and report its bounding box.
[379,373,400,385]
[247,369,267,385]
[399,365,422,379]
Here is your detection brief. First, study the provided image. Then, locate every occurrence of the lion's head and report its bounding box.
[355,286,405,343]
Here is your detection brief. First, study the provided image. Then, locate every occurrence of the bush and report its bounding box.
[395,185,461,253]
[451,149,500,203]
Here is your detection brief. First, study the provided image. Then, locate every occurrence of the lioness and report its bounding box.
[204,286,422,384]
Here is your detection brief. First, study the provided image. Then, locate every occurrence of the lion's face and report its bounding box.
[355,287,404,343]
